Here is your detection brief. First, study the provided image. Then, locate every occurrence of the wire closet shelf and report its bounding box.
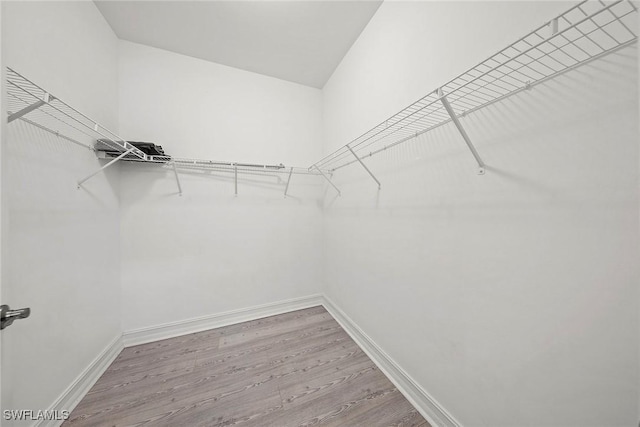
[310,0,638,175]
[5,67,324,186]
[7,67,147,159]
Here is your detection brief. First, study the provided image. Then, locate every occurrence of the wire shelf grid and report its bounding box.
[6,68,324,179]
[6,67,148,159]
[311,0,638,172]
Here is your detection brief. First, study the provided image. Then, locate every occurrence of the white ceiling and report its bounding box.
[95,1,382,89]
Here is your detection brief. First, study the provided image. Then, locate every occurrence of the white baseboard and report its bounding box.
[321,296,461,427]
[122,294,325,347]
[36,334,123,427]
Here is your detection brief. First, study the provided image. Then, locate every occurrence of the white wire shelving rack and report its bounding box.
[310,0,638,193]
[6,0,637,197]
[7,67,147,159]
[6,67,324,197]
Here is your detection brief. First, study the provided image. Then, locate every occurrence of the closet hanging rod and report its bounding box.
[95,151,326,176]
[172,164,323,176]
[310,0,638,173]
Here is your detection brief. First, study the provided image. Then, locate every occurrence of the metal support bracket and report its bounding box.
[78,148,135,188]
[437,88,486,175]
[347,146,381,189]
[314,165,341,196]
[284,167,293,197]
[172,161,182,196]
[549,18,559,38]
[234,165,238,196]
[8,93,51,123]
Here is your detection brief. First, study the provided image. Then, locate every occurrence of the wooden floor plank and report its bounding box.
[318,388,426,427]
[64,306,429,427]
[112,371,282,427]
[219,311,334,348]
[279,357,377,409]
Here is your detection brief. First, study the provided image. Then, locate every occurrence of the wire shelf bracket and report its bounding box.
[284,167,294,197]
[437,88,486,175]
[77,148,135,188]
[347,145,382,188]
[314,165,341,196]
[310,0,638,179]
[8,92,51,123]
[172,160,183,196]
[234,165,238,196]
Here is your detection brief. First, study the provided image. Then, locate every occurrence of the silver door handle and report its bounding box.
[0,304,31,330]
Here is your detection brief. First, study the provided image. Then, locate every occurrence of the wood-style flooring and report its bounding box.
[64,306,429,427]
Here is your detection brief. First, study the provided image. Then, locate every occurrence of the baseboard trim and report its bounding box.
[36,334,124,427]
[122,294,325,347]
[321,296,461,427]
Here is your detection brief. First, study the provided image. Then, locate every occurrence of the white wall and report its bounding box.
[322,2,638,426]
[0,2,637,426]
[118,41,324,332]
[1,1,121,422]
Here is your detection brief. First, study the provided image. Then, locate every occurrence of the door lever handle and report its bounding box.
[1,304,31,330]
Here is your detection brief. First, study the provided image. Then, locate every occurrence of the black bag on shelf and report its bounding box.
[95,139,169,158]
[127,141,166,156]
